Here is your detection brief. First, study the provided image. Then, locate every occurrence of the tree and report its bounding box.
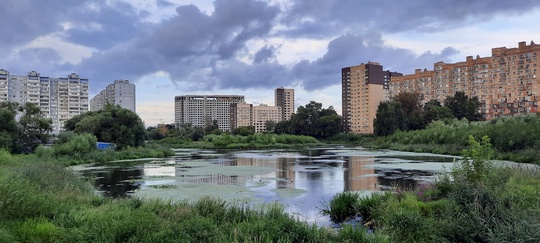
[373,101,406,136]
[393,91,424,130]
[234,126,255,136]
[264,120,277,133]
[65,104,146,149]
[288,101,342,139]
[18,103,52,152]
[274,120,291,134]
[205,119,220,134]
[0,107,19,151]
[444,91,483,121]
[422,100,454,125]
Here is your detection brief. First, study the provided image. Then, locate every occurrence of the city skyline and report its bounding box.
[2,0,540,126]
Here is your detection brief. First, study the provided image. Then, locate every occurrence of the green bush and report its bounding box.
[320,191,360,223]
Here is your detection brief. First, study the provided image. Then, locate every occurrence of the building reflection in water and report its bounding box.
[276,157,296,189]
[343,155,378,191]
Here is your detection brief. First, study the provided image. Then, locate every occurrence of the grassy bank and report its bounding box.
[0,150,389,242]
[322,136,540,242]
[153,133,321,149]
[328,115,540,165]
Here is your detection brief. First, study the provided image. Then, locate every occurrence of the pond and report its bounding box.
[74,146,460,226]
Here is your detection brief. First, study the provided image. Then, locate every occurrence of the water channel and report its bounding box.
[74,146,460,226]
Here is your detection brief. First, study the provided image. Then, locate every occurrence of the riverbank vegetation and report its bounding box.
[322,135,540,242]
[0,151,388,242]
[371,115,540,165]
[152,133,320,149]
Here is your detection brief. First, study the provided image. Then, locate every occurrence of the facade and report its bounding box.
[252,104,282,133]
[389,41,540,120]
[0,70,89,134]
[230,103,253,132]
[275,87,294,120]
[341,62,402,134]
[175,95,245,132]
[90,80,136,112]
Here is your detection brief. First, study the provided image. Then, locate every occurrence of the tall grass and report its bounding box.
[323,135,540,242]
[2,153,385,242]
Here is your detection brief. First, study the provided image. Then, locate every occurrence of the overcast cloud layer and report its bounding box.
[2,0,540,94]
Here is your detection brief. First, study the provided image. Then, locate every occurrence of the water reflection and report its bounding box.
[77,147,456,225]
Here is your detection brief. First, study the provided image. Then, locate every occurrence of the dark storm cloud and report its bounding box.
[62,1,150,49]
[253,45,277,63]
[4,0,539,94]
[292,33,458,91]
[281,0,540,37]
[78,0,281,91]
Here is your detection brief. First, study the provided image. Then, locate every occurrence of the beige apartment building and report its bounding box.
[252,104,282,133]
[0,69,89,134]
[390,41,540,120]
[275,87,294,120]
[230,103,252,132]
[230,103,282,133]
[342,62,402,134]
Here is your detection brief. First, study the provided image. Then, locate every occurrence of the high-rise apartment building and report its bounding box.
[230,103,253,132]
[252,104,282,133]
[275,87,294,120]
[175,95,245,132]
[90,80,136,112]
[389,41,540,120]
[341,62,402,134]
[0,69,89,134]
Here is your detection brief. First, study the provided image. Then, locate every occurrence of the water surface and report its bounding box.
[76,147,458,226]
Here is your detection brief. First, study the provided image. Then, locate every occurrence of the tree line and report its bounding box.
[374,91,483,136]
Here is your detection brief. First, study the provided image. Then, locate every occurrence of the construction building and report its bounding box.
[175,95,245,132]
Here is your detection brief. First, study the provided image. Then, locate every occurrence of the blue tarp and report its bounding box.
[96,142,115,150]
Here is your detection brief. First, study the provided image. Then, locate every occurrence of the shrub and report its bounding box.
[320,191,360,223]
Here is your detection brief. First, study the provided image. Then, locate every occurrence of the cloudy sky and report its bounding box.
[2,0,540,126]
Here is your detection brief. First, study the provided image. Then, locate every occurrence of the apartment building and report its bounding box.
[175,95,245,132]
[230,103,282,133]
[342,62,402,134]
[389,41,540,120]
[252,104,282,133]
[0,69,89,134]
[90,80,136,112]
[230,103,253,132]
[275,87,294,120]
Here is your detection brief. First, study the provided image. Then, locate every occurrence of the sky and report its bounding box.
[2,0,540,126]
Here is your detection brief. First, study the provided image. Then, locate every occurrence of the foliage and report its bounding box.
[0,156,378,242]
[444,91,483,121]
[64,104,146,149]
[0,102,52,153]
[320,191,360,223]
[324,135,540,242]
[279,101,342,139]
[233,126,255,136]
[373,100,406,136]
[52,133,98,157]
[372,115,540,164]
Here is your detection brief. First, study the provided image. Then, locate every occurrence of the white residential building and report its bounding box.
[90,80,136,112]
[0,69,89,134]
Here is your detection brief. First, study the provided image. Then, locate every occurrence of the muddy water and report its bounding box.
[75,147,459,226]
